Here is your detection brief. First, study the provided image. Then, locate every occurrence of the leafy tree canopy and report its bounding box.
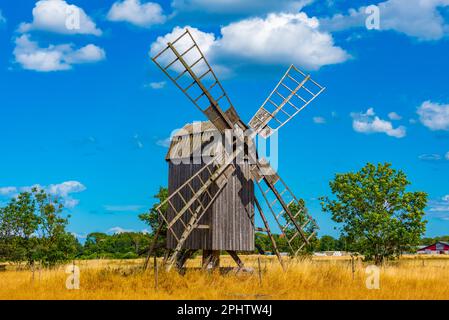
[320,163,427,264]
[0,188,79,266]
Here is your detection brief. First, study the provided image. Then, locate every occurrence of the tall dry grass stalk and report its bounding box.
[1,255,449,300]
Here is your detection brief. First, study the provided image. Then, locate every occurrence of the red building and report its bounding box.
[417,241,449,254]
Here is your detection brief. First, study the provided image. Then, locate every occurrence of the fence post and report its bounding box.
[154,255,158,291]
[351,255,355,280]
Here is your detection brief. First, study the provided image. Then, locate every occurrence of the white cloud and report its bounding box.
[103,205,144,212]
[146,81,166,89]
[388,112,402,120]
[417,101,449,131]
[156,137,171,148]
[135,140,144,149]
[418,154,442,161]
[320,0,449,41]
[18,184,43,193]
[19,0,102,36]
[47,181,86,197]
[107,0,166,27]
[0,187,17,196]
[313,116,326,124]
[426,196,449,220]
[47,181,86,209]
[133,134,144,149]
[218,13,350,70]
[428,196,449,215]
[446,152,449,160]
[151,13,349,71]
[351,108,406,138]
[108,226,134,234]
[171,0,312,16]
[66,44,106,63]
[13,34,105,72]
[63,198,80,208]
[0,181,85,209]
[0,9,6,24]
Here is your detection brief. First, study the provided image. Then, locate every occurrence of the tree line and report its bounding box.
[0,162,429,266]
[0,187,154,263]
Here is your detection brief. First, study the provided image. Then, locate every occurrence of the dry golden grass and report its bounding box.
[1,255,449,300]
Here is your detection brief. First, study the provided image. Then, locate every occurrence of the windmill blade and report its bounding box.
[164,183,228,271]
[254,198,285,270]
[152,29,240,133]
[156,154,236,270]
[158,157,235,240]
[249,65,325,138]
[253,163,318,256]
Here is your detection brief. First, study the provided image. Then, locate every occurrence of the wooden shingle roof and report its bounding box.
[165,121,220,161]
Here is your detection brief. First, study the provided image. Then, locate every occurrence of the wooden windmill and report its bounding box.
[147,29,325,271]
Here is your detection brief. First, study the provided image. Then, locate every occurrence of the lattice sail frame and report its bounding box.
[255,174,318,256]
[152,29,241,132]
[249,65,325,138]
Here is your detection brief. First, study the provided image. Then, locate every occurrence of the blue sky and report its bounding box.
[0,0,449,240]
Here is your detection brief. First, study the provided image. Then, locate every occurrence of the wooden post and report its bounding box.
[227,251,244,269]
[72,260,76,284]
[143,224,163,271]
[351,255,355,280]
[257,256,262,286]
[154,256,158,291]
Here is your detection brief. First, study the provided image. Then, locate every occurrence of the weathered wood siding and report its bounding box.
[166,161,254,251]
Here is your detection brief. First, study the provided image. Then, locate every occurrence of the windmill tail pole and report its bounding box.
[143,224,164,271]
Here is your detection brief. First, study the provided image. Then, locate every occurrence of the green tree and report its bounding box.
[139,187,168,233]
[0,192,39,263]
[83,232,110,258]
[0,188,77,266]
[320,163,427,264]
[139,187,168,256]
[319,235,337,251]
[255,233,271,253]
[82,232,151,259]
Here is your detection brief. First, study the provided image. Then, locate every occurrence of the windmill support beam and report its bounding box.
[143,223,164,271]
[176,249,197,270]
[202,250,220,270]
[227,250,244,269]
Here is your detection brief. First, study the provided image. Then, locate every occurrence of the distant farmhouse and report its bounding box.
[313,251,350,257]
[417,241,449,254]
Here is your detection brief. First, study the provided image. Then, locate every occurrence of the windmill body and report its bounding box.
[165,122,255,255]
[147,29,326,271]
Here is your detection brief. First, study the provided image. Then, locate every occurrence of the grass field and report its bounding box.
[1,255,449,300]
